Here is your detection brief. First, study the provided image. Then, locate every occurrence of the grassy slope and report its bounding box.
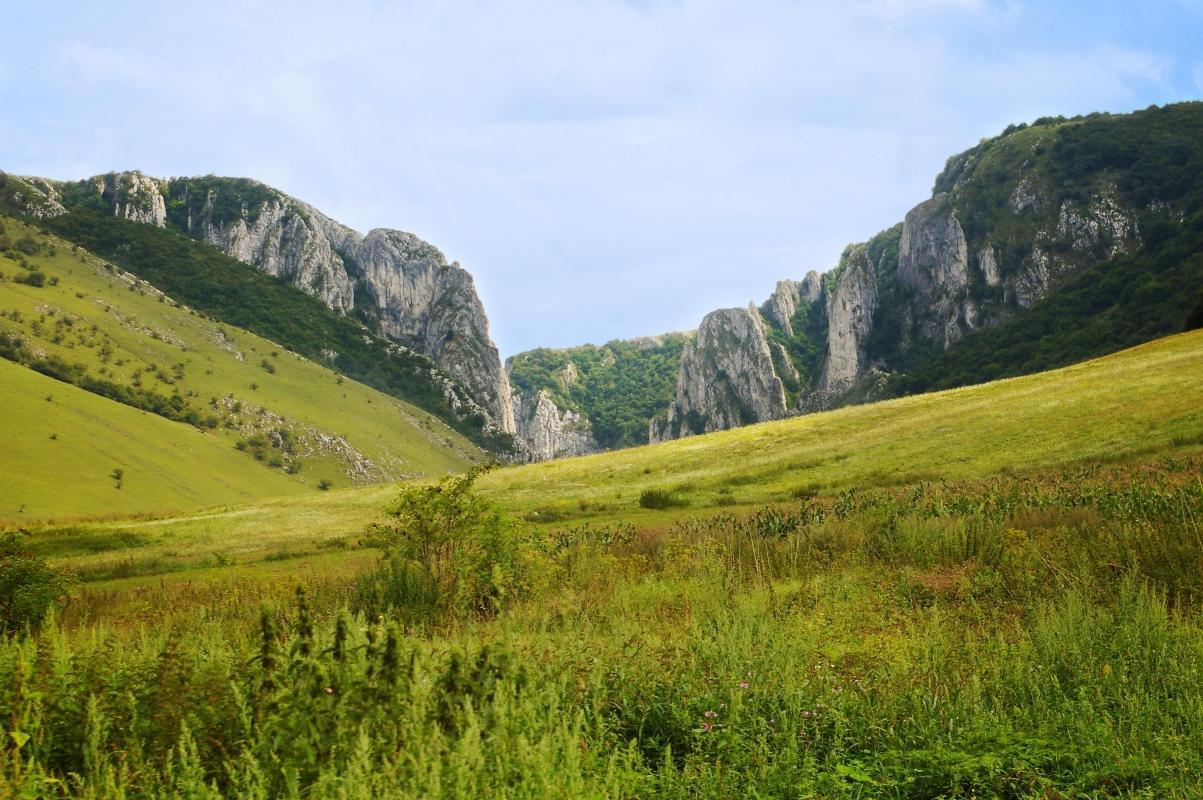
[485,327,1203,519]
[27,328,1203,590]
[0,359,310,520]
[0,218,480,521]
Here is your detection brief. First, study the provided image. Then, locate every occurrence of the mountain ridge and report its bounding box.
[7,102,1203,462]
[3,171,518,443]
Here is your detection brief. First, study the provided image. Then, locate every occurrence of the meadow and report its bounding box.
[1,331,1202,797]
[0,216,480,520]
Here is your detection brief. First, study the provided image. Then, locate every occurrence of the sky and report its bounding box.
[2,1,1201,356]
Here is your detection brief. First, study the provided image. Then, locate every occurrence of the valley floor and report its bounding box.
[2,330,1203,797]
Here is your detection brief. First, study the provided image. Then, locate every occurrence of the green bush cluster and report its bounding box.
[638,488,681,509]
[0,533,69,636]
[355,467,521,624]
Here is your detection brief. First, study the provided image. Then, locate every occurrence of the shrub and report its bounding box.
[1187,291,1203,331]
[638,488,679,509]
[357,466,515,621]
[0,533,69,635]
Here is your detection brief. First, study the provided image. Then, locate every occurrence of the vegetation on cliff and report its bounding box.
[508,334,689,449]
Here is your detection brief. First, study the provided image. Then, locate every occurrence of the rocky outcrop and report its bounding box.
[354,229,515,434]
[761,271,821,337]
[512,390,598,461]
[0,173,67,219]
[762,279,801,336]
[191,193,357,312]
[650,305,787,442]
[897,196,976,350]
[1053,186,1140,260]
[816,246,878,397]
[76,173,515,436]
[91,171,167,227]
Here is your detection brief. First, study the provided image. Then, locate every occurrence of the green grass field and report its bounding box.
[0,358,313,521]
[0,217,480,521]
[3,324,1203,797]
[11,327,1200,621]
[483,327,1203,520]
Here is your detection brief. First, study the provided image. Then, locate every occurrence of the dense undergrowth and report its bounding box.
[2,454,1203,797]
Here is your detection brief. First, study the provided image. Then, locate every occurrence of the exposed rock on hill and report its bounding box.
[0,173,67,219]
[650,305,786,442]
[817,245,878,397]
[897,197,974,350]
[512,390,598,461]
[92,171,167,227]
[72,173,515,436]
[647,103,1200,441]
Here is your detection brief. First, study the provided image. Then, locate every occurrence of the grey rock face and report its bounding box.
[898,195,976,349]
[651,305,787,442]
[816,246,878,397]
[978,246,1001,287]
[511,390,598,461]
[800,270,822,303]
[761,271,821,337]
[2,173,67,219]
[1054,187,1140,259]
[400,254,515,436]
[79,174,514,435]
[763,280,801,336]
[91,172,167,227]
[1013,186,1139,310]
[193,195,358,312]
[1009,175,1047,214]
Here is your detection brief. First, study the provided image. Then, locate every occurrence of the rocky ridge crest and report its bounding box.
[79,173,516,437]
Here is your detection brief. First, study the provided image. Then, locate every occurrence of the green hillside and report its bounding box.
[26,327,1203,585]
[0,359,311,519]
[508,334,690,448]
[0,216,481,520]
[6,328,1203,798]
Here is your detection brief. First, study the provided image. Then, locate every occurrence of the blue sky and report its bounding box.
[3,1,1201,356]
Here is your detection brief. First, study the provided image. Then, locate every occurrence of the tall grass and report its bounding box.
[2,455,1203,797]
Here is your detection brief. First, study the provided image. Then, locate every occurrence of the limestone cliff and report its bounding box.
[761,272,821,337]
[816,245,878,397]
[650,107,1186,441]
[73,172,515,436]
[90,171,167,227]
[897,196,975,350]
[511,390,598,461]
[650,305,787,442]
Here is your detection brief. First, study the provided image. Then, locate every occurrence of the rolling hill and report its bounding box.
[21,326,1203,583]
[0,216,482,521]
